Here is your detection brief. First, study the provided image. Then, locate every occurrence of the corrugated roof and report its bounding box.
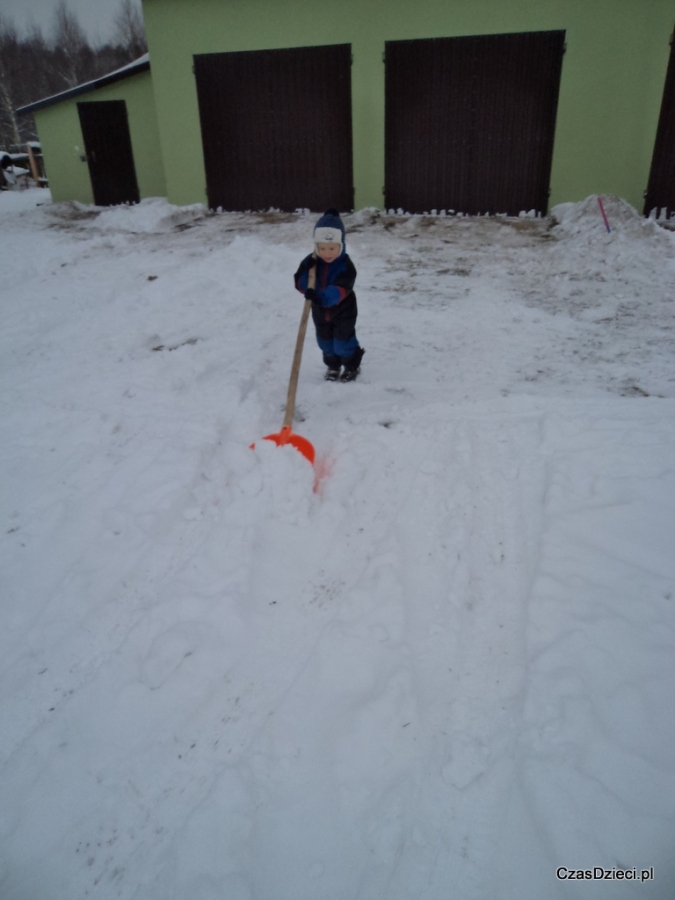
[16,54,150,114]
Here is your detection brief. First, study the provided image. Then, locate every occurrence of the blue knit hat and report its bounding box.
[314,207,345,248]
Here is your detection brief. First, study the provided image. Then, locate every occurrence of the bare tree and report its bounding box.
[113,0,147,62]
[0,2,145,147]
[0,17,22,146]
[51,0,90,87]
[0,66,21,146]
[22,23,52,101]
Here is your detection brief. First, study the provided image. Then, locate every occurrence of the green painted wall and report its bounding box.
[35,69,166,205]
[142,0,674,212]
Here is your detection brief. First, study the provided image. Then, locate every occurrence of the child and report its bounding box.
[294,208,365,381]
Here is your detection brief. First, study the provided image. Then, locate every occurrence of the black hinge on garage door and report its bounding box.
[77,100,140,206]
[385,31,566,216]
[194,44,353,212]
[644,33,675,218]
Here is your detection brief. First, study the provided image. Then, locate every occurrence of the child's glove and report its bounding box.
[304,288,319,302]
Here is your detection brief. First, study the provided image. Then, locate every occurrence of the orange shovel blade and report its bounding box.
[262,425,315,464]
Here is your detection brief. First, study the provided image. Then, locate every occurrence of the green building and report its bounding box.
[19,0,675,215]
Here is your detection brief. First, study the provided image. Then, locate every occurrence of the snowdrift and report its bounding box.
[2,190,675,899]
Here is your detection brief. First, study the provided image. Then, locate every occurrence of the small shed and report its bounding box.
[18,55,166,205]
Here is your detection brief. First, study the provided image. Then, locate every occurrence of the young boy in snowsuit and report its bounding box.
[294,208,365,381]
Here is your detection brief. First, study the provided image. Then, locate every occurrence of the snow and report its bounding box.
[1,189,675,899]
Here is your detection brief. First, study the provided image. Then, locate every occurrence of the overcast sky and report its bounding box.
[0,0,139,45]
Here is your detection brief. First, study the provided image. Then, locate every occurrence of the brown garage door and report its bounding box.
[385,31,565,216]
[77,100,140,206]
[194,44,353,212]
[644,36,675,218]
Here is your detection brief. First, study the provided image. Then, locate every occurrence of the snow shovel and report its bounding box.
[259,259,316,464]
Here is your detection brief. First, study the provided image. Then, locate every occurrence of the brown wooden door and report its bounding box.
[644,37,675,218]
[385,31,565,216]
[194,44,353,212]
[77,100,139,206]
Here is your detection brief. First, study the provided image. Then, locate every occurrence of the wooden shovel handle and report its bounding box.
[282,257,316,429]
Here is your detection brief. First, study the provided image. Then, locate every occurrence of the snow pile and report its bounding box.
[551,194,663,244]
[1,190,675,900]
[89,197,209,233]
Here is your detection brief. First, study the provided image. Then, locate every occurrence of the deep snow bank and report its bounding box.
[1,190,674,899]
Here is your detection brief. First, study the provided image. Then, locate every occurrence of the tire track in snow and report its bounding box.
[375,414,546,899]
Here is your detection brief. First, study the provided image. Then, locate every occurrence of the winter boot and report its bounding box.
[323,353,342,381]
[340,347,365,382]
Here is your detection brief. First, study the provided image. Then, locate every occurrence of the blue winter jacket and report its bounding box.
[294,250,357,308]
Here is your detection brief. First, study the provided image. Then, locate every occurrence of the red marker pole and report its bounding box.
[597,196,611,233]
